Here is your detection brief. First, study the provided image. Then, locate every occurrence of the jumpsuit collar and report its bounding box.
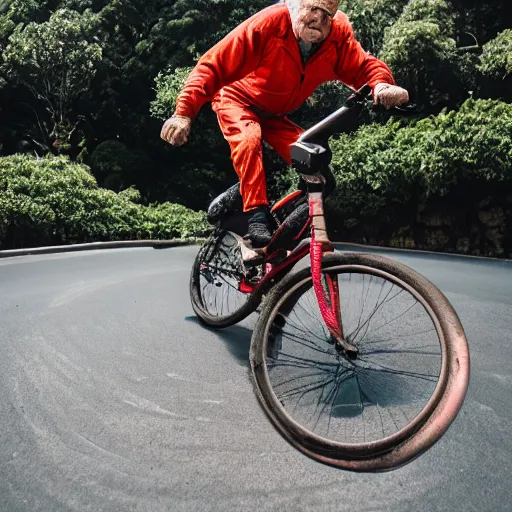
[290,22,335,72]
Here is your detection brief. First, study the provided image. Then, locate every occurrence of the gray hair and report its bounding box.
[283,0,301,26]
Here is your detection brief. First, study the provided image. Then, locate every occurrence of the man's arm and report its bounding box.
[174,17,265,119]
[334,13,395,91]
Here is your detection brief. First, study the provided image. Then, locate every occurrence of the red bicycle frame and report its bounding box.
[238,188,358,356]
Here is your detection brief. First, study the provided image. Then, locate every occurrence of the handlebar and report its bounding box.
[298,84,417,144]
[348,84,418,116]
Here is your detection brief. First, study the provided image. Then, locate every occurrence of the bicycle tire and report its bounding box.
[250,252,470,471]
[190,230,263,328]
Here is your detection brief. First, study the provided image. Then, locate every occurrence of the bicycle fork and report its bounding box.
[308,191,359,358]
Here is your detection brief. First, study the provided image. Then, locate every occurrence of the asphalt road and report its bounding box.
[1,245,511,512]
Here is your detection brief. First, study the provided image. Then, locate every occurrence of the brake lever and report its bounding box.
[393,103,418,114]
[371,102,419,116]
[346,84,418,115]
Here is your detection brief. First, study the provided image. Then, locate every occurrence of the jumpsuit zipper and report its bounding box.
[286,40,331,114]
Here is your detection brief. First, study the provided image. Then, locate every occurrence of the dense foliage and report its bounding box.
[329,98,512,218]
[0,0,511,254]
[0,154,209,248]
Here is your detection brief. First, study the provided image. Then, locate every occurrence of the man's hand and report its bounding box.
[373,83,409,109]
[160,115,192,146]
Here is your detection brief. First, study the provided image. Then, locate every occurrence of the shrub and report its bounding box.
[478,29,512,79]
[150,67,193,121]
[0,154,209,249]
[328,98,512,220]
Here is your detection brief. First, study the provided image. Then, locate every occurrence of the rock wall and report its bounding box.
[330,192,512,259]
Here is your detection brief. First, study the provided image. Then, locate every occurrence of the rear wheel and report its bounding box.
[190,230,263,328]
[250,252,469,470]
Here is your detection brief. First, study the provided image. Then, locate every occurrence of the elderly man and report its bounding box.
[161,0,408,247]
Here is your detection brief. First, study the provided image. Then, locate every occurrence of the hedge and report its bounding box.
[328,98,512,220]
[0,154,210,249]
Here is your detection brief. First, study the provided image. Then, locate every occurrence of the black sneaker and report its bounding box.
[247,206,272,248]
[206,183,243,224]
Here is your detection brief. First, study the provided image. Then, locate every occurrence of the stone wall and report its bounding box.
[330,192,512,259]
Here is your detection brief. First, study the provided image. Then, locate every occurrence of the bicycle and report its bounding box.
[189,85,470,471]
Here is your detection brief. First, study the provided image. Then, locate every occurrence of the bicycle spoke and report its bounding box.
[262,267,443,444]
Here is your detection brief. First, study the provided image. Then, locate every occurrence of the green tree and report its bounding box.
[479,29,512,79]
[1,0,511,228]
[477,29,512,101]
[379,0,466,111]
[2,8,102,154]
[340,0,409,55]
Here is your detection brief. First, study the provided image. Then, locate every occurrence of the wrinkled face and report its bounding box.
[285,0,338,43]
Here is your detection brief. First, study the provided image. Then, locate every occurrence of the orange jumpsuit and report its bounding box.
[175,3,395,212]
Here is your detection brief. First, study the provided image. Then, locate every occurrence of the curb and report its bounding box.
[1,238,510,264]
[0,239,204,259]
[334,241,512,264]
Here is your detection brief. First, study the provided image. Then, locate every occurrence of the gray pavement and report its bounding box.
[0,245,511,512]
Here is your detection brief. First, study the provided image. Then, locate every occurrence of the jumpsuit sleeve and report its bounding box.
[174,18,265,119]
[334,13,395,92]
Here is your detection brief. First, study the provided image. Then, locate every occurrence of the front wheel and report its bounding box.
[250,252,469,471]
